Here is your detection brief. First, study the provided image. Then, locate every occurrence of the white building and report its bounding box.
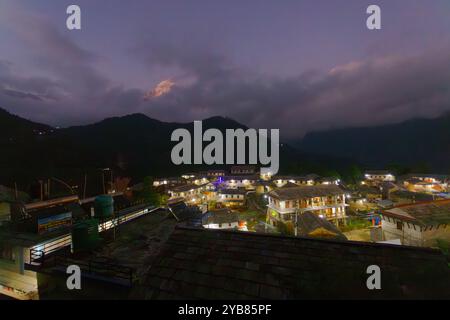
[363,170,395,186]
[267,185,347,226]
[202,209,240,230]
[381,200,450,247]
[222,175,257,190]
[168,183,215,204]
[217,189,246,207]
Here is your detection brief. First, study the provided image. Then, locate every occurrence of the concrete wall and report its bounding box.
[382,217,423,246]
[382,216,450,247]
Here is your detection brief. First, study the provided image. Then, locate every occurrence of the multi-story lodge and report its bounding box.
[168,183,215,204]
[217,189,246,207]
[222,175,258,190]
[267,185,347,227]
[381,200,450,247]
[363,170,395,186]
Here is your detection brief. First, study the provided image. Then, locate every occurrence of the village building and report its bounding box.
[259,168,273,181]
[381,200,450,247]
[189,176,210,186]
[402,174,449,194]
[318,177,340,185]
[230,165,256,175]
[152,177,186,187]
[222,175,258,190]
[201,208,241,230]
[254,180,274,194]
[271,175,316,188]
[181,173,197,180]
[297,212,347,240]
[217,189,247,207]
[357,185,383,201]
[168,183,215,205]
[266,185,347,227]
[363,170,395,186]
[203,170,226,178]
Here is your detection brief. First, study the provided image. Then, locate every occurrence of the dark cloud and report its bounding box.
[2,3,450,139]
[0,8,145,126]
[135,41,450,139]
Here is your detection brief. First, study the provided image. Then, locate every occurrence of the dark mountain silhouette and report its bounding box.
[0,107,53,142]
[296,113,450,173]
[0,108,349,195]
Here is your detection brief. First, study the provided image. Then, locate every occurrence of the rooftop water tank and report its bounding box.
[94,195,114,219]
[71,219,100,252]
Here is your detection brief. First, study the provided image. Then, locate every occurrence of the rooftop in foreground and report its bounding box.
[383,199,450,226]
[136,225,450,299]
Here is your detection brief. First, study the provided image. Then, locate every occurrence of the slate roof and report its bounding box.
[223,175,259,181]
[297,212,347,241]
[170,183,209,193]
[402,173,449,181]
[218,189,247,195]
[280,182,300,189]
[268,185,344,201]
[167,201,202,222]
[202,209,240,225]
[140,226,450,299]
[365,170,392,175]
[382,200,450,226]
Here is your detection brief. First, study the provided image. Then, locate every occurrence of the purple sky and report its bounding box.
[1,0,450,138]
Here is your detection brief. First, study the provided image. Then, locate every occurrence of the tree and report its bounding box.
[137,176,166,206]
[345,165,362,185]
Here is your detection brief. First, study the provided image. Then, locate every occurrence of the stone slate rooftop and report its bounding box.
[268,184,344,200]
[383,199,450,226]
[138,226,450,299]
[297,212,347,241]
[202,209,240,226]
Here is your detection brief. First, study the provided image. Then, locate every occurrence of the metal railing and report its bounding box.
[53,256,134,287]
[29,234,72,265]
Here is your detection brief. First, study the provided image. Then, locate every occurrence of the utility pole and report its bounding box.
[39,180,43,201]
[110,169,113,193]
[14,182,18,200]
[101,170,106,194]
[83,174,87,199]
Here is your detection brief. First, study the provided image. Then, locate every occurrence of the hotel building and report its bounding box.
[267,185,347,227]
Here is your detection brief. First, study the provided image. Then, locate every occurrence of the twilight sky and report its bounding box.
[1,0,450,138]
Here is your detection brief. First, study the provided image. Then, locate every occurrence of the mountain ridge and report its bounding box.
[297,112,450,172]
